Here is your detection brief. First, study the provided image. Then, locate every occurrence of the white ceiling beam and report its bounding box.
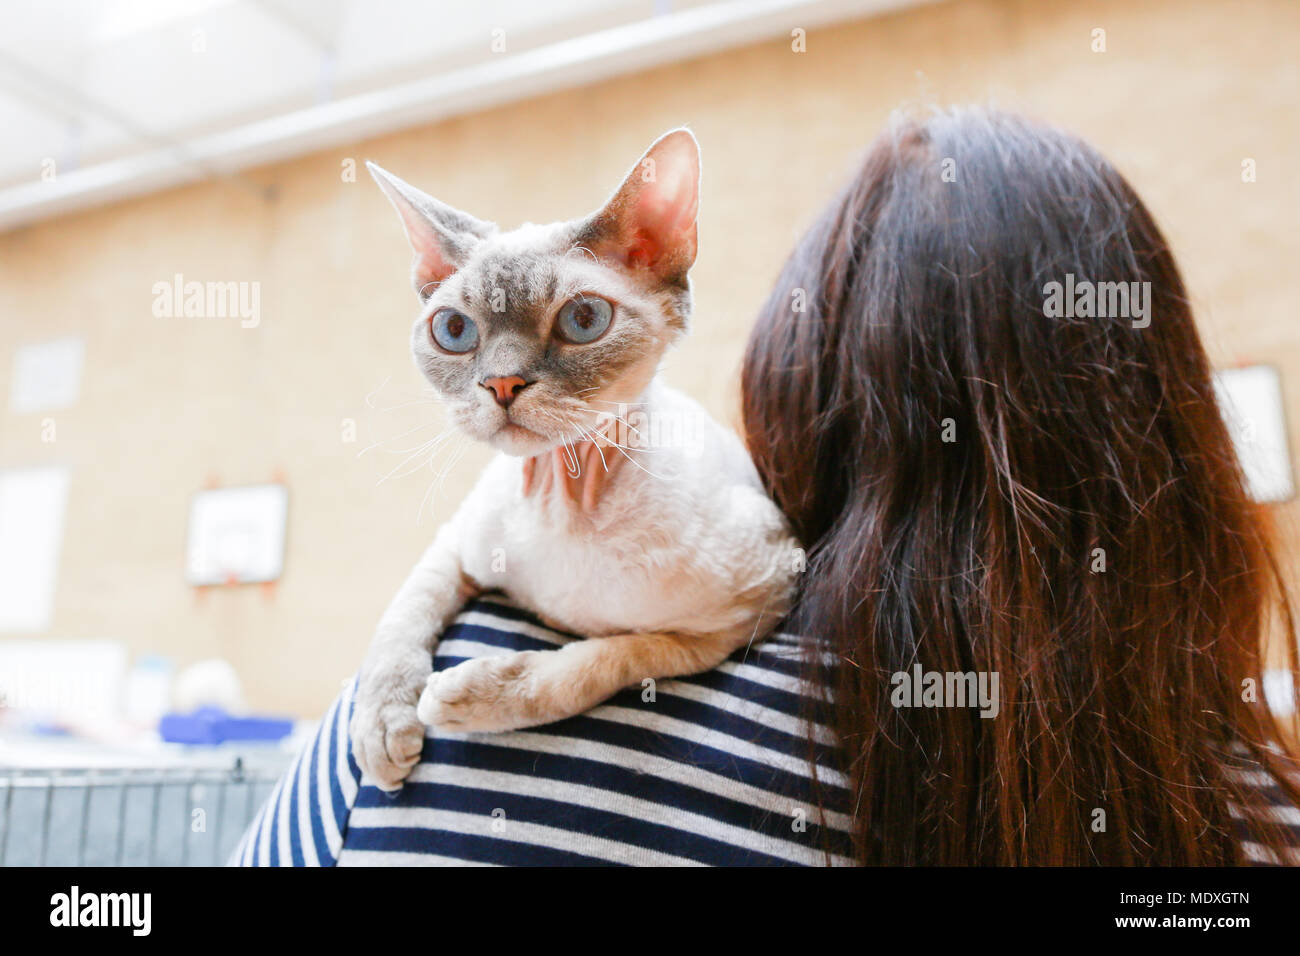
[0,47,269,198]
[249,0,339,55]
[0,0,939,231]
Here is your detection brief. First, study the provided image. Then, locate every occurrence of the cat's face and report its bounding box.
[368,130,700,457]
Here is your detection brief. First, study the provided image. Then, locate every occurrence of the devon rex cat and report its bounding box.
[353,130,800,790]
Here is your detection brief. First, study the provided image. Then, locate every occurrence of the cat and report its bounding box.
[352,129,801,790]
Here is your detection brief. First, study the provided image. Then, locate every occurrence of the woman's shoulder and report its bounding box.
[233,596,853,866]
[1221,741,1300,865]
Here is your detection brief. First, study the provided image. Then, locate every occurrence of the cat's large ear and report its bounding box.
[578,129,700,284]
[366,162,496,298]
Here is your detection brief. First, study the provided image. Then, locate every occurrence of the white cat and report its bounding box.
[352,130,800,790]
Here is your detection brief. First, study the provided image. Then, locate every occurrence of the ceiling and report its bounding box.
[0,0,932,228]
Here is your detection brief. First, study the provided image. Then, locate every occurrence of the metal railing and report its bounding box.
[0,760,282,867]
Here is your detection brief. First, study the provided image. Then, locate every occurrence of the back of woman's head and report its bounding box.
[742,106,1300,865]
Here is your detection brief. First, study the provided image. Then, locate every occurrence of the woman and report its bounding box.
[235,107,1300,866]
[743,107,1300,865]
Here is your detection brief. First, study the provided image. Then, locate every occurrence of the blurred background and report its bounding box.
[0,0,1297,860]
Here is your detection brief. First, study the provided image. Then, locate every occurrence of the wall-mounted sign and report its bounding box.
[10,338,84,414]
[185,483,288,585]
[0,466,70,631]
[1214,364,1295,504]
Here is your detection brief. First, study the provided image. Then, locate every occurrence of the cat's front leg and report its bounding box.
[351,525,478,790]
[417,627,749,733]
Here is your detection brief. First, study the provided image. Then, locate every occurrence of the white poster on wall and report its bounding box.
[1214,364,1295,503]
[185,483,288,585]
[0,467,70,631]
[10,338,85,414]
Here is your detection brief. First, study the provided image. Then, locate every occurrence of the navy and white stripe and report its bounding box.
[1225,742,1300,865]
[232,597,1300,866]
[232,597,854,866]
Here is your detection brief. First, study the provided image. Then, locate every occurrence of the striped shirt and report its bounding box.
[232,596,854,866]
[1226,743,1300,866]
[231,597,1300,866]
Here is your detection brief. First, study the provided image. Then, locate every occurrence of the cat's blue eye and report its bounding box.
[430,308,479,353]
[555,295,613,344]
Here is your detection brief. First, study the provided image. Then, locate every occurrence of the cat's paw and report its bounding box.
[417,652,546,733]
[350,664,430,791]
[351,699,426,790]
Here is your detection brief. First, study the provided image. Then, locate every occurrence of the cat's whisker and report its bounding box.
[375,427,460,485]
[416,462,439,525]
[384,440,447,456]
[577,398,642,424]
[420,443,458,521]
[436,435,471,485]
[579,408,675,455]
[429,429,470,474]
[595,434,655,457]
[535,407,667,477]
[739,590,776,664]
[578,418,674,454]
[535,409,586,479]
[379,437,453,486]
[601,439,673,481]
[568,424,673,481]
[438,430,472,475]
[377,396,449,413]
[415,432,471,525]
[542,400,649,452]
[561,436,581,478]
[392,432,457,460]
[364,375,392,409]
[574,423,612,474]
[357,419,450,458]
[365,373,448,410]
[599,416,649,444]
[533,408,586,458]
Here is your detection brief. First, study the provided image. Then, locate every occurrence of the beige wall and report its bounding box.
[2,0,1297,716]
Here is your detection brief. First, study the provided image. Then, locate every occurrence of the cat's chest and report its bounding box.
[457,469,715,635]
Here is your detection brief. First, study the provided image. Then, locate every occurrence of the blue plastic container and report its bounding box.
[159,707,294,745]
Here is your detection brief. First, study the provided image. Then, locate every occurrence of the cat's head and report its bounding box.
[368,129,700,457]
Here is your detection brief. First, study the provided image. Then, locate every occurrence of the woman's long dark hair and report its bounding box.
[742,107,1300,865]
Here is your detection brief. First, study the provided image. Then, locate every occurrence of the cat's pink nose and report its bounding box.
[481,375,530,408]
